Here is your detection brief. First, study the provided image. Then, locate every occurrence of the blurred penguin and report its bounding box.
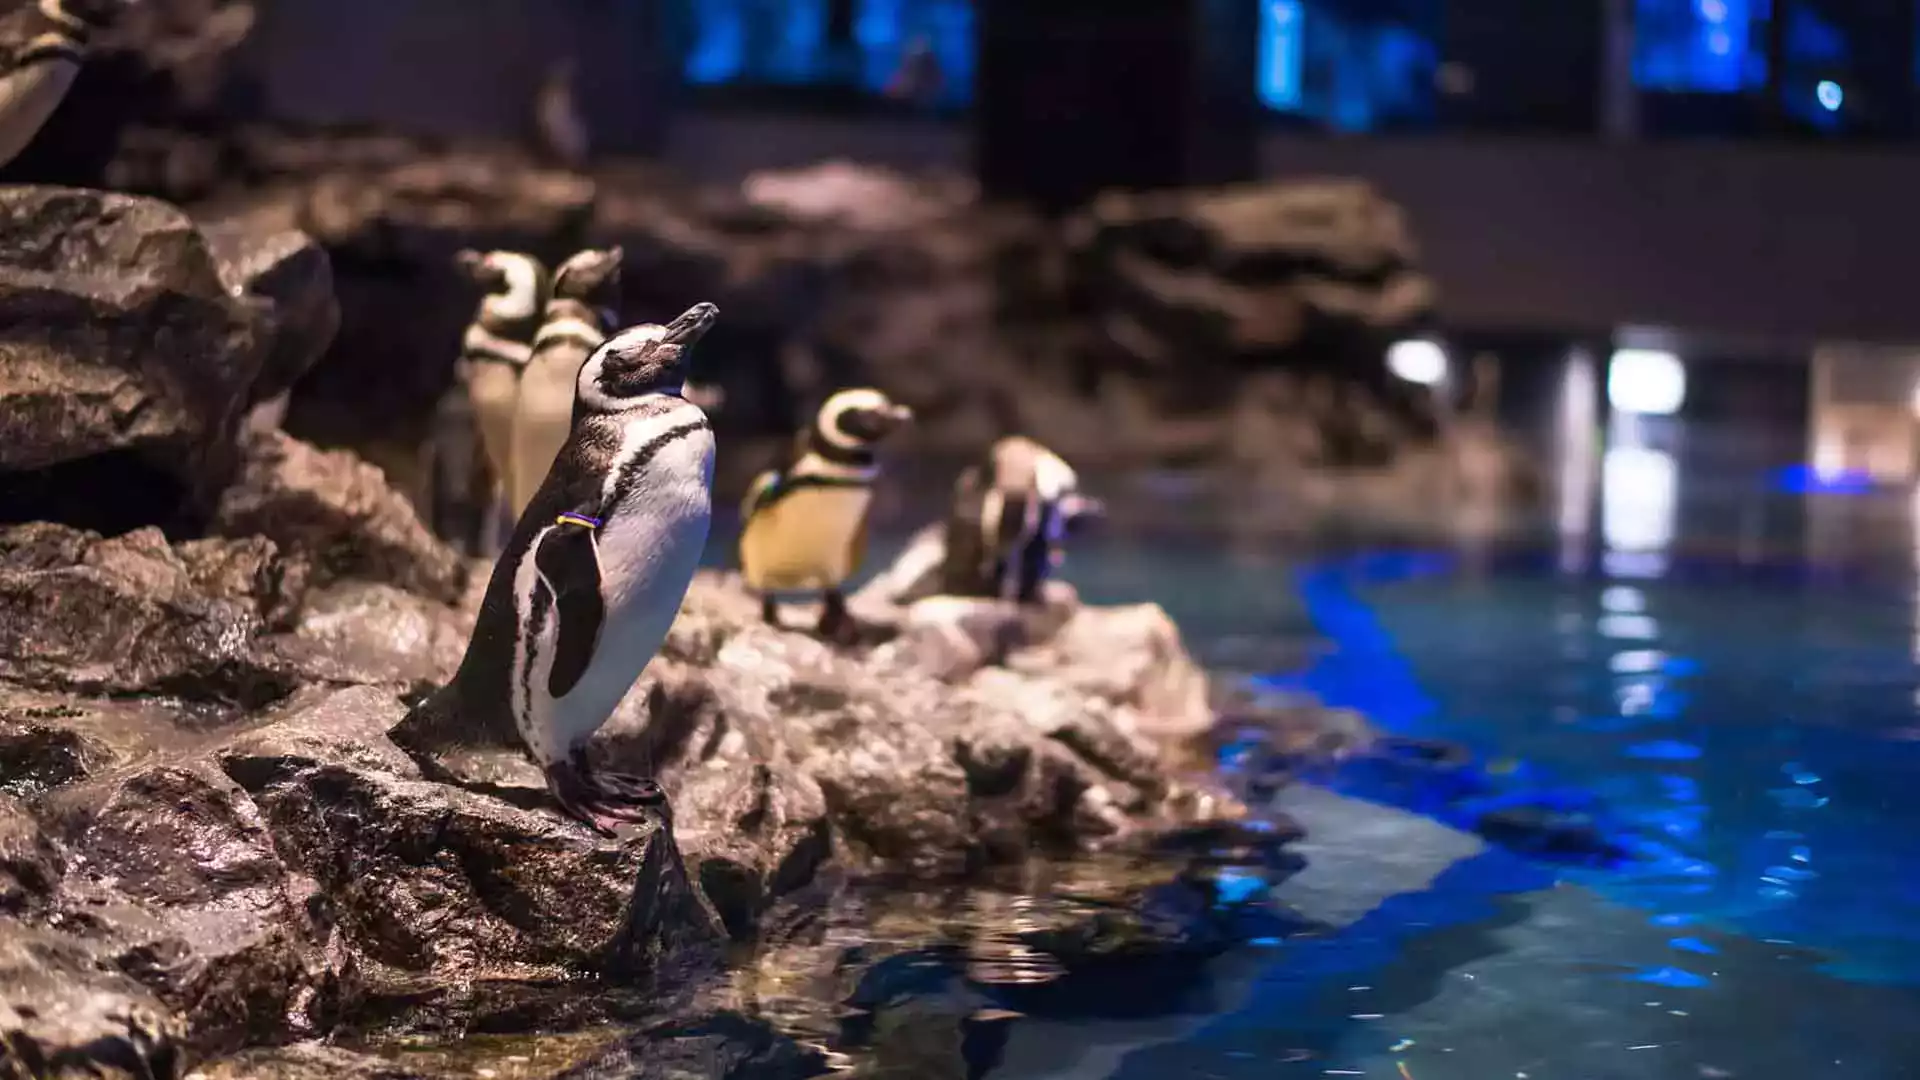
[510,246,622,518]
[438,248,551,553]
[739,388,913,643]
[0,0,141,169]
[940,436,1102,604]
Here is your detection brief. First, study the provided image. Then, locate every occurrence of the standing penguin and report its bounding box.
[444,248,550,551]
[511,246,623,518]
[393,302,722,834]
[941,436,1102,604]
[739,387,913,643]
[0,0,140,169]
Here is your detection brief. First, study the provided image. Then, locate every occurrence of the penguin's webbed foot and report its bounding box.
[545,754,669,836]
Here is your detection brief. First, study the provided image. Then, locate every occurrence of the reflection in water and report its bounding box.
[1600,443,1676,579]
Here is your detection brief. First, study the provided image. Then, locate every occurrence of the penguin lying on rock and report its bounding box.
[940,436,1102,603]
[394,302,722,835]
[739,387,913,644]
[0,0,140,169]
[438,248,551,553]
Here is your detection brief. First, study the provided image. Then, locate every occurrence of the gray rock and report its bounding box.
[0,523,303,703]
[213,431,466,604]
[187,1042,435,1080]
[0,186,271,532]
[201,219,340,410]
[0,923,185,1080]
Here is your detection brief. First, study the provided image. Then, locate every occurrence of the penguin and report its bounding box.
[510,246,623,519]
[0,0,139,169]
[940,436,1102,604]
[447,248,550,552]
[738,387,913,643]
[393,302,722,834]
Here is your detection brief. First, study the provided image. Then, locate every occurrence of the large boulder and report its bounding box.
[0,186,274,533]
[212,431,466,604]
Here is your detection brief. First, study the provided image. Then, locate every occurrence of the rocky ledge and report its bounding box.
[0,512,1292,1077]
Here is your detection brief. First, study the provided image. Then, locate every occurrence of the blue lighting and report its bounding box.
[1770,464,1876,495]
[1257,0,1305,109]
[1634,0,1763,92]
[681,0,974,106]
[1816,79,1844,111]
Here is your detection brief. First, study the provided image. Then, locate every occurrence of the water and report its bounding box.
[692,422,1920,1077]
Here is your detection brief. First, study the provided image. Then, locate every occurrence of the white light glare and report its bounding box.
[1387,339,1448,386]
[1608,348,1686,416]
[1817,80,1843,112]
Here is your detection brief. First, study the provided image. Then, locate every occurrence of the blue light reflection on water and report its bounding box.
[1274,548,1920,989]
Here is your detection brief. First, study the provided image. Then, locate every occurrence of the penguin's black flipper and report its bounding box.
[533,522,605,698]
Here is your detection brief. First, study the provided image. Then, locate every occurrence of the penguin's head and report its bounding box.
[551,246,625,310]
[455,249,548,321]
[578,302,720,408]
[815,388,913,455]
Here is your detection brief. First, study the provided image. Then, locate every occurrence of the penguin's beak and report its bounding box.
[884,402,914,425]
[1061,493,1105,530]
[663,302,719,346]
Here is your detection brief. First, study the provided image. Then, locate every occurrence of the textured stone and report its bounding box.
[213,431,466,604]
[0,186,270,532]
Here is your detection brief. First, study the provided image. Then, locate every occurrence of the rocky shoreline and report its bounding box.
[0,181,1342,1077]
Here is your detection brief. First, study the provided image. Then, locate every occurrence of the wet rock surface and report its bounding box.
[0,463,1306,1079]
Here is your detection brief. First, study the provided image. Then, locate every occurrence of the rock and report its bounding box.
[0,500,1272,1073]
[562,1011,831,1080]
[0,523,303,703]
[0,923,185,1080]
[213,431,466,604]
[201,219,341,410]
[0,796,59,915]
[0,186,272,533]
[59,759,337,1058]
[187,1042,435,1080]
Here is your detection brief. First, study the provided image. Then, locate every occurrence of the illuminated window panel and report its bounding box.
[1633,0,1766,92]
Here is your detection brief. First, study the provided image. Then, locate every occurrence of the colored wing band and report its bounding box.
[556,512,602,529]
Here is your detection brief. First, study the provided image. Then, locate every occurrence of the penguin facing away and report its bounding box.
[511,246,623,519]
[449,248,551,551]
[941,436,1103,604]
[393,302,721,834]
[739,387,913,642]
[0,0,139,169]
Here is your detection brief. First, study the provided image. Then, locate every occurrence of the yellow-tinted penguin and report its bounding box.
[941,436,1102,603]
[0,0,139,168]
[510,246,623,518]
[739,387,913,642]
[393,303,722,833]
[450,248,550,546]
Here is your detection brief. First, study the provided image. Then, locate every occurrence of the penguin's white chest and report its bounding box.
[516,417,714,765]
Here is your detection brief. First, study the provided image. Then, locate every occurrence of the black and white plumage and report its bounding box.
[437,248,550,554]
[510,246,622,519]
[0,0,138,169]
[396,302,721,834]
[941,436,1102,604]
[738,386,912,642]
